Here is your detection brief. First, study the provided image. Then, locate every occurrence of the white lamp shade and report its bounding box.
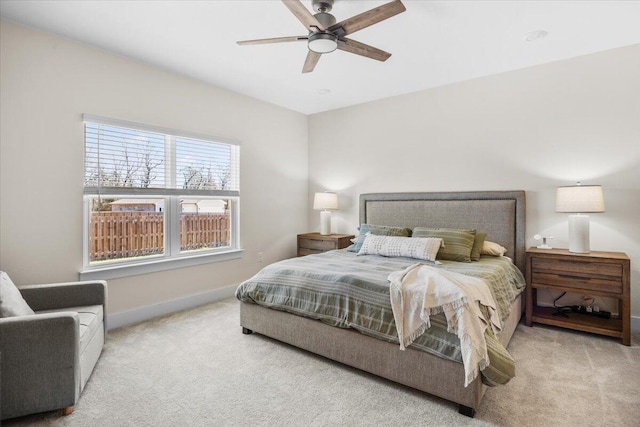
[556,185,605,213]
[313,192,338,211]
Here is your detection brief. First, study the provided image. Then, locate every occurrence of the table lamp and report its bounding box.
[313,191,338,235]
[556,183,605,253]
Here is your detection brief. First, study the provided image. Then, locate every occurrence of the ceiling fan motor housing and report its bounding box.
[313,12,337,29]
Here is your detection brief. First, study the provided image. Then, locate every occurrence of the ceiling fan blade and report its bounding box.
[329,0,406,36]
[338,37,391,62]
[302,51,321,73]
[282,0,326,32]
[237,36,308,46]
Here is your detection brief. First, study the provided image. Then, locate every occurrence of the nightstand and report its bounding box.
[297,232,354,257]
[525,247,630,345]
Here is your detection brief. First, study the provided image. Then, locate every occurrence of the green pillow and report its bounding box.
[347,224,412,253]
[412,227,476,262]
[470,232,487,261]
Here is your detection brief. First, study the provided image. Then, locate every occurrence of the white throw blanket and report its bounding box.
[388,263,502,387]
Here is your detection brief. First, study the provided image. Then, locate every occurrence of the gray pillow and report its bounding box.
[347,224,412,253]
[0,271,35,317]
[412,227,476,262]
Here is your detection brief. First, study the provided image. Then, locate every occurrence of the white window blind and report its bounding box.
[176,136,239,192]
[84,123,166,189]
[83,114,240,197]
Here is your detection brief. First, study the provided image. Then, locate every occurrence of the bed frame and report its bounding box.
[240,191,526,417]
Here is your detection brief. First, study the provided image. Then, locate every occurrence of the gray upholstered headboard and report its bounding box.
[359,191,526,273]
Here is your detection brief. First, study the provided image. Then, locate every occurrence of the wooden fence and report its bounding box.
[89,211,230,261]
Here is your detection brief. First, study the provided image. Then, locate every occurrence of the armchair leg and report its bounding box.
[63,406,74,416]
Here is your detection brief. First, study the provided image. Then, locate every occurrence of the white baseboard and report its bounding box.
[106,284,237,330]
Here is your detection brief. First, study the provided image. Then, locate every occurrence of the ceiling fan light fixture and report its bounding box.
[308,33,338,54]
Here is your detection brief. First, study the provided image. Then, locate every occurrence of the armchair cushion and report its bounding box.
[38,305,103,355]
[0,271,35,317]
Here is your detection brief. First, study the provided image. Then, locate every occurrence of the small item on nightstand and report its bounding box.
[533,234,554,249]
[570,305,611,319]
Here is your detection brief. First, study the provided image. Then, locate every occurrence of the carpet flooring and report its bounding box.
[5,298,640,427]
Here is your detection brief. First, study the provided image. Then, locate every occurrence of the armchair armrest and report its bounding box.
[19,280,107,312]
[0,313,81,416]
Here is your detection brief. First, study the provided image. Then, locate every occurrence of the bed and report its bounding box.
[237,191,526,417]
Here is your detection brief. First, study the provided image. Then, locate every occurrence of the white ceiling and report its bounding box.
[1,1,639,115]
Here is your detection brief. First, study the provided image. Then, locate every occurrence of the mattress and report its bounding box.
[235,249,525,382]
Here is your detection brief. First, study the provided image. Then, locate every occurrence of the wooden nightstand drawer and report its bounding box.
[532,258,622,278]
[531,258,623,294]
[531,272,622,294]
[299,237,338,251]
[297,233,354,257]
[298,247,323,256]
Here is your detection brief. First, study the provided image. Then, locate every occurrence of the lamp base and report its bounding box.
[320,210,332,235]
[568,214,590,253]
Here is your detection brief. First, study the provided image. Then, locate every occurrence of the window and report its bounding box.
[82,115,241,279]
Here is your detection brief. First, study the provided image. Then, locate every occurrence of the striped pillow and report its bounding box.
[357,234,443,261]
[347,224,412,253]
[412,227,476,262]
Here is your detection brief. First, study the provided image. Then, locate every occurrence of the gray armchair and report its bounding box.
[0,280,107,420]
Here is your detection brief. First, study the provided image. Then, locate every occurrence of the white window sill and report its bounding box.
[79,249,244,281]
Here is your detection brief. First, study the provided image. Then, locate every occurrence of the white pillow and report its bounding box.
[0,271,35,317]
[357,234,443,261]
[481,241,507,256]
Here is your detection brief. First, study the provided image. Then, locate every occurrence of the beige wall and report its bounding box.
[309,45,640,317]
[2,20,639,321]
[0,21,309,315]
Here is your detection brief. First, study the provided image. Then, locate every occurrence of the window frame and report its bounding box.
[80,115,242,280]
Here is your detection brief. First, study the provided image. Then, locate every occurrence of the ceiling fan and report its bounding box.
[237,0,406,73]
